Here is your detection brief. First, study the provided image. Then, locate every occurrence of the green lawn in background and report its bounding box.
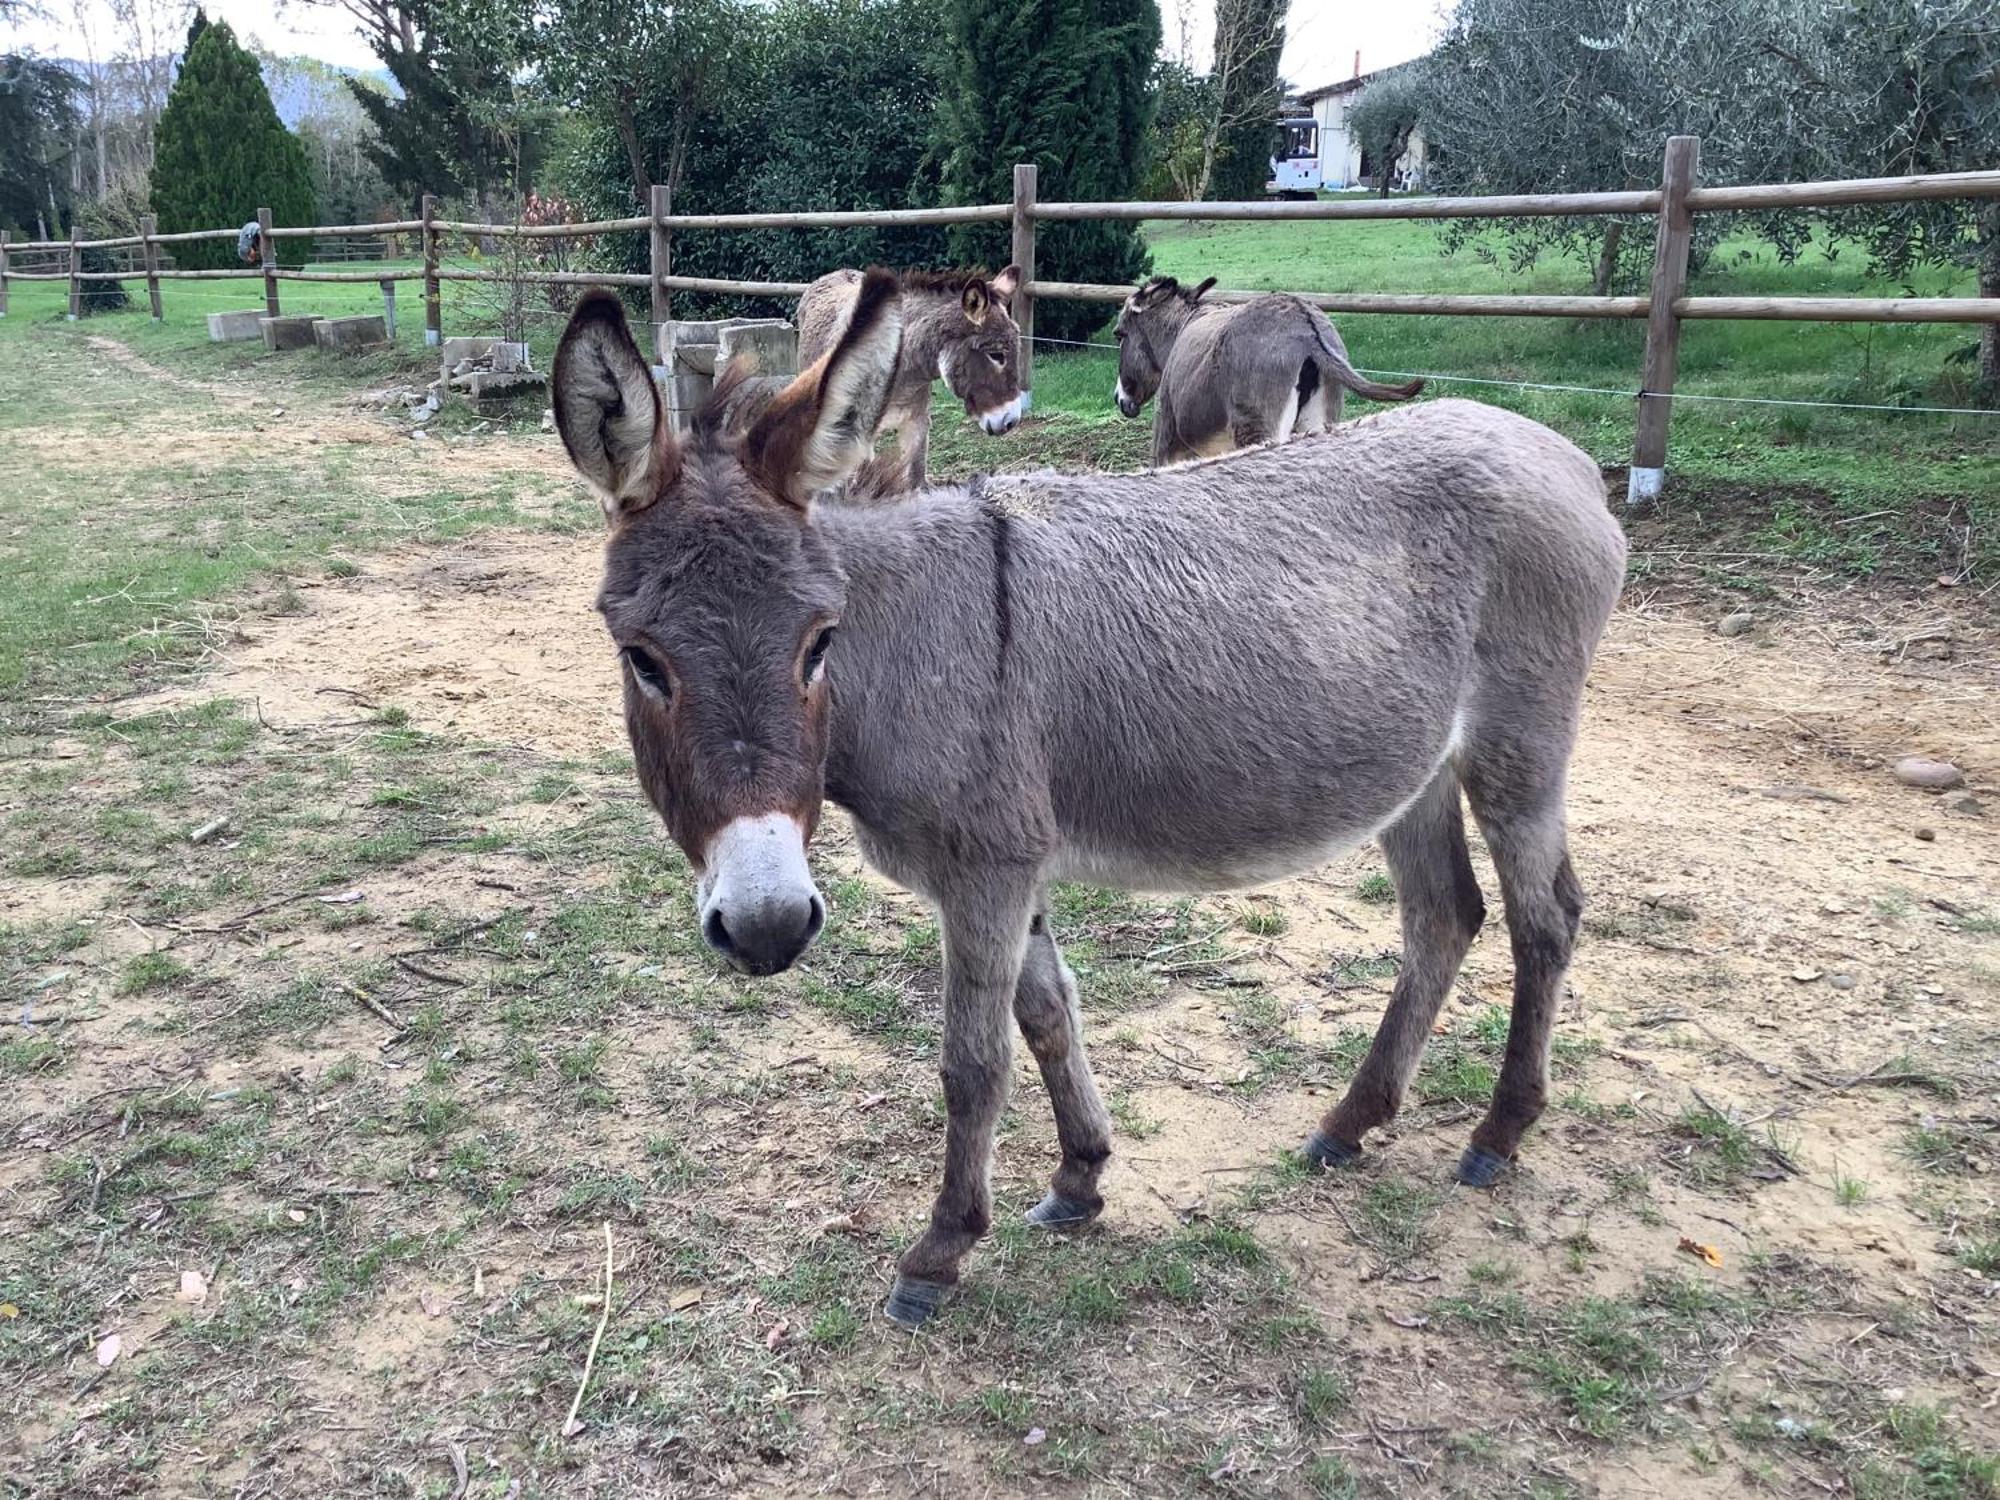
[7,200,1997,559]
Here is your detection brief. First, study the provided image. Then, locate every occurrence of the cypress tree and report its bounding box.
[939,0,1161,341]
[150,18,316,269]
[1208,0,1285,202]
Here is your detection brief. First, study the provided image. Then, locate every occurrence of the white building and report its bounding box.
[1293,61,1428,192]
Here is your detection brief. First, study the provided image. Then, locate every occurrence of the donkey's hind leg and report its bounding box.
[1014,909,1113,1229]
[1305,768,1485,1167]
[1454,750,1585,1187]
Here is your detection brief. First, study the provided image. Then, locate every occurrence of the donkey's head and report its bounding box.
[1112,275,1215,418]
[928,266,1025,434]
[552,274,902,976]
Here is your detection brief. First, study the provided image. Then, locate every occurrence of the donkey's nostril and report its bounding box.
[805,891,827,944]
[702,906,737,959]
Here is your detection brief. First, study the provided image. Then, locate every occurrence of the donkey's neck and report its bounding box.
[891,288,966,387]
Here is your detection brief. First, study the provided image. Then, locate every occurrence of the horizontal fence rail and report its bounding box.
[4,143,1994,498]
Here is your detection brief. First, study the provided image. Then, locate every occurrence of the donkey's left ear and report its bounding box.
[960,277,991,326]
[746,267,902,506]
[553,291,678,521]
[988,264,1021,302]
[1190,276,1218,302]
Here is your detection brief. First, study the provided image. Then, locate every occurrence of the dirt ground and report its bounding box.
[3,356,1997,1498]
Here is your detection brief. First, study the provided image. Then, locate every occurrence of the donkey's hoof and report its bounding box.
[1456,1145,1513,1188]
[1025,1192,1101,1230]
[1302,1131,1361,1170]
[883,1275,951,1330]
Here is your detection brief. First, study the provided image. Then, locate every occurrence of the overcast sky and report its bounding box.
[12,0,1448,87]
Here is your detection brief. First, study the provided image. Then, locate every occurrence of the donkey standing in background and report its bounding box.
[552,272,1625,1329]
[1114,276,1425,464]
[795,266,1025,493]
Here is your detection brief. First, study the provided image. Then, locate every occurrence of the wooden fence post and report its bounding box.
[258,205,279,318]
[381,278,397,341]
[0,231,10,319]
[1630,135,1700,505]
[66,224,82,320]
[422,193,441,347]
[650,182,673,335]
[1011,163,1038,408]
[140,213,162,320]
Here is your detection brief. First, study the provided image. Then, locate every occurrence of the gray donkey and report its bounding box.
[1114,276,1425,464]
[795,266,1024,491]
[551,271,1625,1330]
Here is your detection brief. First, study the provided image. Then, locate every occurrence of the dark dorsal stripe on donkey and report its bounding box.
[552,273,1626,1330]
[1113,276,1425,465]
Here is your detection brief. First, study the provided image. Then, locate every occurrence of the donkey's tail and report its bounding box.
[1307,311,1424,403]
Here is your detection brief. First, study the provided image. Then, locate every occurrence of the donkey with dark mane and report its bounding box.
[1115,276,1424,464]
[552,271,1625,1329]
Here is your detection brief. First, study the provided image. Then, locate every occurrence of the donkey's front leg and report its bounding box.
[885,885,1034,1329]
[895,409,932,492]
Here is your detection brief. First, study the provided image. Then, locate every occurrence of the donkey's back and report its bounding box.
[951,399,1624,890]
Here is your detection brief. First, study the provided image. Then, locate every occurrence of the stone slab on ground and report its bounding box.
[466,369,547,415]
[313,314,391,353]
[260,315,324,352]
[207,309,266,342]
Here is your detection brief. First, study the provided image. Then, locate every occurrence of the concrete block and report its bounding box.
[675,342,720,376]
[207,309,266,342]
[260,315,323,352]
[717,322,798,378]
[490,341,531,374]
[466,369,547,415]
[313,314,391,353]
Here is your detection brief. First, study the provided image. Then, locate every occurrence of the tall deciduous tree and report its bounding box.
[1203,0,1284,202]
[149,16,316,266]
[0,54,83,238]
[345,0,537,207]
[938,0,1161,340]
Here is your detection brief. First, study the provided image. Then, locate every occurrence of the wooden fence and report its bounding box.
[3,136,1998,502]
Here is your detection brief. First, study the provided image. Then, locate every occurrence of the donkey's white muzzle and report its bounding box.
[978,394,1025,435]
[697,814,824,976]
[1114,379,1140,420]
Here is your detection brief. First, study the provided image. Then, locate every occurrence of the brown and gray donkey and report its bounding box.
[796,265,1024,492]
[552,271,1625,1331]
[1115,276,1424,464]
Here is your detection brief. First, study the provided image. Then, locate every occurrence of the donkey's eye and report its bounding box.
[804,627,837,686]
[623,646,671,701]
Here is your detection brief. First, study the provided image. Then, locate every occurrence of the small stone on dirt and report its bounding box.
[1828,973,1857,991]
[1792,966,1821,982]
[1894,757,1963,789]
[1914,826,1936,842]
[1716,611,1755,638]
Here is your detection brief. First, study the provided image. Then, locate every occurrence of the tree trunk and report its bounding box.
[614,92,651,201]
[1591,221,1626,297]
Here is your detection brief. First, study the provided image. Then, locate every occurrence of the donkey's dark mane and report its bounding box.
[895,267,997,294]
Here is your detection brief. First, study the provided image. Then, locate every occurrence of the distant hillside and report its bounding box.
[50,53,396,129]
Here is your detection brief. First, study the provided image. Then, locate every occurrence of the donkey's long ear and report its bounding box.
[553,291,678,521]
[745,267,902,507]
[988,264,1021,302]
[960,277,991,326]
[1189,276,1218,302]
